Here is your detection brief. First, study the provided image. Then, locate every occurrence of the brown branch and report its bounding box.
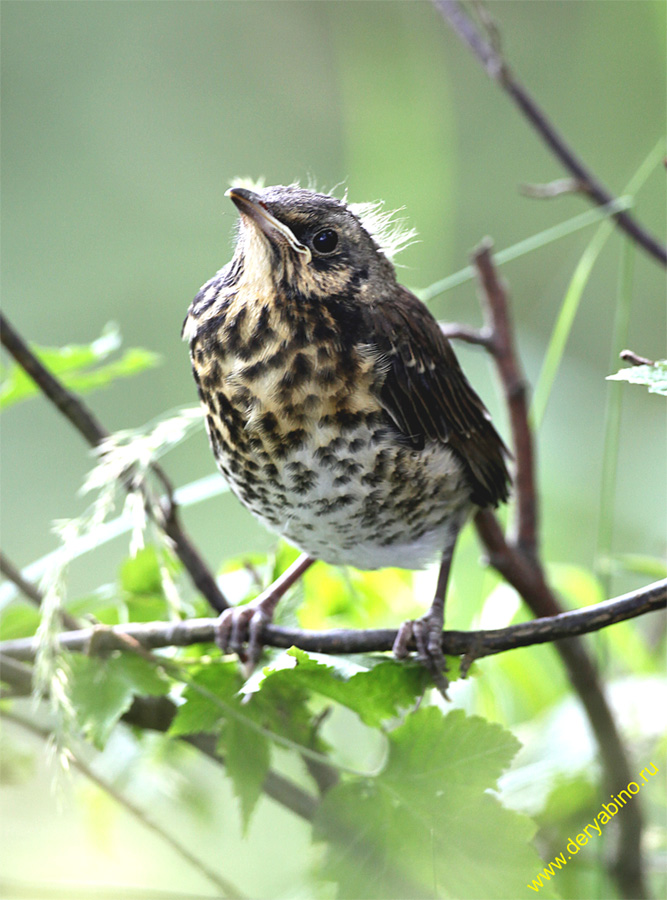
[463,239,649,898]
[0,653,34,696]
[472,241,537,556]
[620,349,656,367]
[0,313,228,614]
[435,0,667,267]
[1,578,663,662]
[439,323,493,348]
[0,549,80,632]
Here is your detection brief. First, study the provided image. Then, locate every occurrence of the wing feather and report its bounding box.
[365,286,511,508]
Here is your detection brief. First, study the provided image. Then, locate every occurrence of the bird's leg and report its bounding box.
[393,541,456,697]
[216,553,314,671]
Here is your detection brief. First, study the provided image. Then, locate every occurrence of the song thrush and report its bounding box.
[183,184,510,683]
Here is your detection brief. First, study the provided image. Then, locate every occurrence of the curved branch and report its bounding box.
[0,548,81,632]
[461,241,650,899]
[472,242,537,555]
[0,313,228,614]
[1,578,664,663]
[434,0,666,267]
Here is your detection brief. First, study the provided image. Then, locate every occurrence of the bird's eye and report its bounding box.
[311,229,339,255]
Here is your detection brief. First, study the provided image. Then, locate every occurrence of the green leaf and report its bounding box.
[243,662,322,752]
[117,653,172,697]
[120,546,169,621]
[0,324,160,410]
[120,546,164,596]
[119,546,183,621]
[219,717,270,835]
[170,662,299,832]
[314,707,555,899]
[68,653,170,749]
[606,359,667,396]
[0,601,41,640]
[252,648,429,728]
[168,663,242,737]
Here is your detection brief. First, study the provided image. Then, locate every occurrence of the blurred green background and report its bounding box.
[1,1,665,897]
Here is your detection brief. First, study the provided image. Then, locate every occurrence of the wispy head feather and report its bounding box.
[229,175,266,193]
[349,200,418,263]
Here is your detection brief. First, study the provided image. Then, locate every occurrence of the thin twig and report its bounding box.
[0,654,34,696]
[1,578,663,662]
[0,549,80,632]
[472,241,538,556]
[0,313,228,614]
[620,349,656,367]
[439,323,493,348]
[435,0,667,267]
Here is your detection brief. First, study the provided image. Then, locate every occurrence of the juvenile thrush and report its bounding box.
[183,184,510,681]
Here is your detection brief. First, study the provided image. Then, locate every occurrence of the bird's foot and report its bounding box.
[215,597,274,673]
[393,608,450,699]
[215,553,314,674]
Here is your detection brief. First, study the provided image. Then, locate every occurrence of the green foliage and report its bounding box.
[1,4,665,898]
[248,647,431,728]
[0,324,160,410]
[314,707,554,899]
[168,662,243,737]
[221,715,272,834]
[3,494,664,898]
[169,658,319,833]
[66,653,170,749]
[120,546,173,621]
[0,601,41,641]
[607,359,667,396]
[163,646,554,893]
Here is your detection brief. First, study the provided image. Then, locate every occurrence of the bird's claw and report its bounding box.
[393,613,450,698]
[215,602,271,673]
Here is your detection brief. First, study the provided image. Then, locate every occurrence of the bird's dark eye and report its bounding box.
[311,229,339,255]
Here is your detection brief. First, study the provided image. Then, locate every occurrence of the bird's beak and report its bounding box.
[226,187,311,260]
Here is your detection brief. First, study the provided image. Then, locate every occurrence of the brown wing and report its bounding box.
[365,286,511,509]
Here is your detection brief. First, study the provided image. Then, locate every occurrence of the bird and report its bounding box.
[183,183,510,686]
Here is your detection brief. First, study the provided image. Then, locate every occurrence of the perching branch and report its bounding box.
[434,0,667,268]
[1,578,664,663]
[0,313,228,614]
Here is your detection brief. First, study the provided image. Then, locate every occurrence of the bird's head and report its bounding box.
[227,184,413,303]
